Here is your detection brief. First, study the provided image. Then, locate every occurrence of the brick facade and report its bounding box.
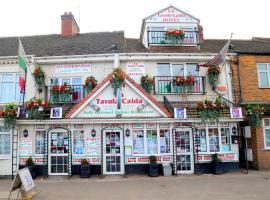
[232,54,270,169]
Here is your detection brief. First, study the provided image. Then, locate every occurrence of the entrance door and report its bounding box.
[175,129,194,174]
[103,131,124,175]
[49,131,69,175]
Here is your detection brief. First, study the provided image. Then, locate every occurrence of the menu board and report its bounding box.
[19,138,32,156]
[85,137,101,156]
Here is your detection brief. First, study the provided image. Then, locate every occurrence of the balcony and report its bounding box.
[45,85,85,104]
[154,76,206,94]
[147,31,198,46]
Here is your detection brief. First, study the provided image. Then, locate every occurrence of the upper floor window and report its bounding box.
[50,77,83,86]
[257,63,270,88]
[157,63,199,77]
[0,73,20,103]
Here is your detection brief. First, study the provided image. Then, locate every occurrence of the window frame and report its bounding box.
[0,73,20,103]
[73,130,84,156]
[35,130,45,155]
[257,63,270,88]
[263,118,270,149]
[157,63,200,77]
[0,127,11,158]
[132,129,145,155]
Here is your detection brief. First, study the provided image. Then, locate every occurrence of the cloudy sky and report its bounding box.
[1,0,269,39]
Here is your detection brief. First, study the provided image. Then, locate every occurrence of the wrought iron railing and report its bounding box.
[147,31,198,46]
[154,76,206,94]
[45,85,85,103]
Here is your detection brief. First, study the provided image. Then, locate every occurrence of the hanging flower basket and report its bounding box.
[33,66,45,92]
[50,84,73,103]
[165,30,185,44]
[245,104,264,127]
[85,76,97,93]
[25,98,49,119]
[140,75,154,94]
[173,75,196,93]
[207,66,221,90]
[0,103,17,129]
[197,97,226,123]
[110,68,125,96]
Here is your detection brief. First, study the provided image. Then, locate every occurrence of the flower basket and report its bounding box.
[207,66,221,90]
[245,104,264,127]
[85,76,97,94]
[0,103,17,129]
[110,68,125,96]
[140,75,153,94]
[50,84,73,103]
[197,97,226,123]
[165,30,185,44]
[25,98,49,120]
[173,75,196,93]
[33,66,45,92]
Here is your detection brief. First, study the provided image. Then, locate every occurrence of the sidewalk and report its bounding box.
[1,170,270,200]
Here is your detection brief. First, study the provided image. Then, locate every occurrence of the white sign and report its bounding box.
[55,64,91,73]
[19,138,32,156]
[50,107,63,119]
[174,108,187,119]
[230,107,243,119]
[85,137,101,156]
[19,168,35,192]
[126,62,145,83]
[77,83,162,118]
[146,7,198,23]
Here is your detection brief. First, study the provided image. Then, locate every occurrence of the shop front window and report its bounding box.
[221,128,231,152]
[208,128,219,152]
[133,130,144,154]
[147,130,158,154]
[196,129,207,152]
[35,131,45,154]
[0,126,11,155]
[160,129,170,154]
[264,119,270,149]
[73,130,84,155]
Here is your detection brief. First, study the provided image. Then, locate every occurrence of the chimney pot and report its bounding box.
[61,11,80,36]
[64,12,67,15]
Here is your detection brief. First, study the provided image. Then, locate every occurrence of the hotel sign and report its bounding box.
[126,62,145,83]
[55,63,91,73]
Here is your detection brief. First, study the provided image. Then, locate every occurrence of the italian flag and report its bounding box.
[18,39,27,93]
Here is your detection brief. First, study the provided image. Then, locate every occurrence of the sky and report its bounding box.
[0,0,269,39]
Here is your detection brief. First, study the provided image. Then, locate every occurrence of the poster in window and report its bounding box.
[174,108,186,119]
[230,107,243,119]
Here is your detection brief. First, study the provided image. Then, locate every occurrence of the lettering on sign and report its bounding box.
[127,156,171,163]
[126,62,145,83]
[55,64,91,73]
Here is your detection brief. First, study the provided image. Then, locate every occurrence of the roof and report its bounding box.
[0,31,127,57]
[1,32,270,57]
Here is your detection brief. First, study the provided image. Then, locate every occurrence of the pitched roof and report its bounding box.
[0,31,126,57]
[66,68,172,118]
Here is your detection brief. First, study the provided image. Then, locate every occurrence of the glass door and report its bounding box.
[103,131,124,175]
[49,131,69,175]
[175,129,194,174]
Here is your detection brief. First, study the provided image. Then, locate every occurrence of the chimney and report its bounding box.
[198,25,204,43]
[61,12,80,36]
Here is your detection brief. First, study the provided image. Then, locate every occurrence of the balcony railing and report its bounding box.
[45,85,85,104]
[154,76,206,94]
[147,31,198,46]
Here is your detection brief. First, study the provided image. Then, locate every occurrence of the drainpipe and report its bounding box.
[237,54,243,104]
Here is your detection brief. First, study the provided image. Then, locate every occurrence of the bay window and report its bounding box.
[0,73,20,103]
[208,128,219,152]
[264,119,270,149]
[0,126,11,156]
[133,130,144,154]
[257,63,270,87]
[73,130,84,155]
[35,131,45,154]
[147,130,158,154]
[160,129,170,154]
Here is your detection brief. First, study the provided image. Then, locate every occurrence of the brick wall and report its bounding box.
[232,54,270,169]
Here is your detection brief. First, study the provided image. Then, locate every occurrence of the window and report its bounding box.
[157,64,170,76]
[0,126,11,155]
[35,131,45,154]
[73,130,84,155]
[208,128,219,152]
[147,130,158,154]
[264,119,270,149]
[133,130,144,154]
[257,63,270,87]
[157,63,199,76]
[0,73,20,103]
[195,129,207,152]
[221,128,231,152]
[160,129,170,154]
